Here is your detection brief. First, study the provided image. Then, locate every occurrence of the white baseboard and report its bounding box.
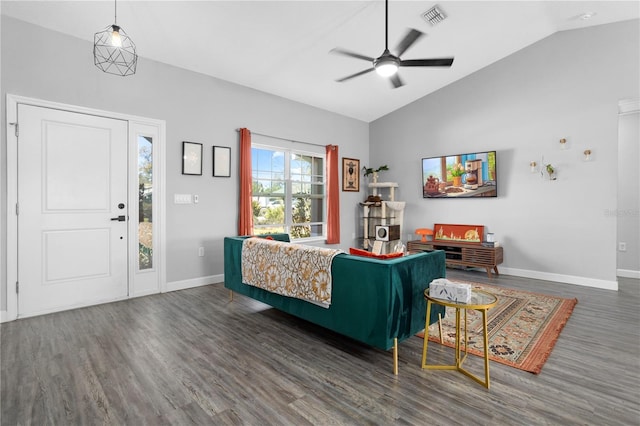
[165,274,224,293]
[1,310,8,324]
[500,267,618,291]
[617,269,640,279]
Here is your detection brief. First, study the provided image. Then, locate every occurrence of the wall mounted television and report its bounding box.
[422,150,497,198]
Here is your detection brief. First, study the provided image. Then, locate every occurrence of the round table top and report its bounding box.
[424,288,498,310]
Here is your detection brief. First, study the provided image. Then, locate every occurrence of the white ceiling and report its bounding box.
[2,1,638,122]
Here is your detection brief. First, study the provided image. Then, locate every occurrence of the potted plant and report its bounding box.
[362,165,389,183]
[449,163,465,187]
[544,163,557,180]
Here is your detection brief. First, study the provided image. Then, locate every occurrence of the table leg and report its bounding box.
[454,308,461,366]
[461,307,469,366]
[482,308,491,388]
[421,300,432,368]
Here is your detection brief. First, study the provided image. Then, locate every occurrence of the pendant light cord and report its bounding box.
[114,0,118,25]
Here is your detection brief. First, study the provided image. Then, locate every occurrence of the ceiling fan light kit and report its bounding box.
[93,0,138,76]
[374,51,399,77]
[331,0,454,88]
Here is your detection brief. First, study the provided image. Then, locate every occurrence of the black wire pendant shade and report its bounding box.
[93,0,137,76]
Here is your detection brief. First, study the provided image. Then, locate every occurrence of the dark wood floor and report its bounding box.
[2,269,639,425]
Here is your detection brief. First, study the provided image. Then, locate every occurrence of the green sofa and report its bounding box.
[224,234,446,374]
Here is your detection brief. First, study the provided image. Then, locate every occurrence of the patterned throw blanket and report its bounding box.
[241,237,343,308]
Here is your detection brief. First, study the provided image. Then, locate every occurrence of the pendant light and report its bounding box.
[93,0,137,76]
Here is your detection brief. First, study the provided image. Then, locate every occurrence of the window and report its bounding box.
[138,135,153,270]
[251,143,325,240]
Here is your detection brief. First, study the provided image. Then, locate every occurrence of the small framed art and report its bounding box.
[213,145,231,177]
[342,157,360,192]
[433,224,485,244]
[182,141,203,175]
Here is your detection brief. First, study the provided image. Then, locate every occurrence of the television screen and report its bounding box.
[422,150,497,198]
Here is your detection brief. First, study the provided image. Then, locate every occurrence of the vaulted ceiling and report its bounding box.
[2,1,638,122]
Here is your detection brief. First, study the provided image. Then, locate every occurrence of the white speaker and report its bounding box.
[375,225,400,241]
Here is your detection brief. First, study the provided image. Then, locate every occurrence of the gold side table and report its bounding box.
[421,288,498,388]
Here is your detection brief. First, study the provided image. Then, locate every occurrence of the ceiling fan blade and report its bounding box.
[330,48,375,63]
[390,73,404,89]
[336,68,375,83]
[400,58,455,67]
[394,28,424,57]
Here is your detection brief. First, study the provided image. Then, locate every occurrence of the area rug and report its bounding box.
[417,281,578,374]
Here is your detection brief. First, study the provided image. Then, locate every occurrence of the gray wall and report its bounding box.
[0,16,369,311]
[370,20,640,287]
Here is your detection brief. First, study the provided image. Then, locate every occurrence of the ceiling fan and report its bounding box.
[331,0,454,88]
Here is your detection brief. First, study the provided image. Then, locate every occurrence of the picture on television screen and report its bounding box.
[422,150,497,198]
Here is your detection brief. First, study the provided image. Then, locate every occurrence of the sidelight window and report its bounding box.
[138,135,153,270]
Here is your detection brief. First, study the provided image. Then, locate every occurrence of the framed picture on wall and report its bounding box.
[342,157,360,191]
[212,145,231,177]
[182,141,203,175]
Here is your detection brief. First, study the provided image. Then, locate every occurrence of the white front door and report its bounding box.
[17,104,129,317]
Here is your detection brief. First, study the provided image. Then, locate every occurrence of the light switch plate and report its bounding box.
[174,194,192,204]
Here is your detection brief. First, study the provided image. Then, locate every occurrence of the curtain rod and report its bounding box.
[236,128,327,148]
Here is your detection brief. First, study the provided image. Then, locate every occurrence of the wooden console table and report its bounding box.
[407,240,503,278]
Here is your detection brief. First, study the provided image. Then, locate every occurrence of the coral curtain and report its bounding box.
[238,128,253,236]
[326,145,340,244]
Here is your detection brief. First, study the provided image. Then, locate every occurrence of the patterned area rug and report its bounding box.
[417,281,578,374]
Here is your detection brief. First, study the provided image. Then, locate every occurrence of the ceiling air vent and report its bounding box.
[422,5,447,26]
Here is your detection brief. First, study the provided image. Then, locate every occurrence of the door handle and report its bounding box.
[110,215,126,222]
